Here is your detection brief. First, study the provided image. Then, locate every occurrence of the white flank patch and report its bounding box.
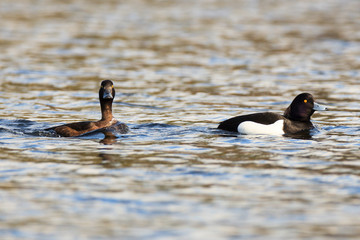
[237,120,285,135]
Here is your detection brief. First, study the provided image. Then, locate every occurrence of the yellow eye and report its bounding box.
[304,99,307,103]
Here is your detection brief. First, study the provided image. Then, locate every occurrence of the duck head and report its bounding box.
[99,80,115,101]
[284,93,327,121]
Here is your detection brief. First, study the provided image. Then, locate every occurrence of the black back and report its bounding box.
[218,112,284,132]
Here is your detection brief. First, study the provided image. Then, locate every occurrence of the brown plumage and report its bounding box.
[46,80,128,137]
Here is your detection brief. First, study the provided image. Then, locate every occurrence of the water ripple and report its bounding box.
[1,0,360,239]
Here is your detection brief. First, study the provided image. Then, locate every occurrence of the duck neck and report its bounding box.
[284,106,311,122]
[283,106,292,119]
[100,100,113,121]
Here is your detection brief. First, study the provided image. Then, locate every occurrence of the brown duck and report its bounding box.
[46,80,128,137]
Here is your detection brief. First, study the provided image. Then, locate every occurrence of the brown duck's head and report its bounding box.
[99,80,115,101]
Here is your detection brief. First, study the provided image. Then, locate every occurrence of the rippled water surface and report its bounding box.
[1,0,360,239]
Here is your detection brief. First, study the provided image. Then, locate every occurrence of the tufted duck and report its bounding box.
[217,93,327,135]
[46,80,128,137]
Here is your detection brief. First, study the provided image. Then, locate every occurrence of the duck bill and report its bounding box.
[103,87,113,99]
[313,102,328,111]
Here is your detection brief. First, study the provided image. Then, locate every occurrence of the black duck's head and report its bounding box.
[284,93,327,121]
[99,80,115,101]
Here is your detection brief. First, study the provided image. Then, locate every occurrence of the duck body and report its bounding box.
[46,80,129,137]
[218,93,327,135]
[46,118,121,137]
[218,112,313,135]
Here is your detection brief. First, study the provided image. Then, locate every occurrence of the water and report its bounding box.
[1,0,360,239]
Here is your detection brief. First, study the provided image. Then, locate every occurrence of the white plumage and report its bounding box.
[237,120,285,135]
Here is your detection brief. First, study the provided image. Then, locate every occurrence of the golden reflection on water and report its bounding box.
[1,0,360,239]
